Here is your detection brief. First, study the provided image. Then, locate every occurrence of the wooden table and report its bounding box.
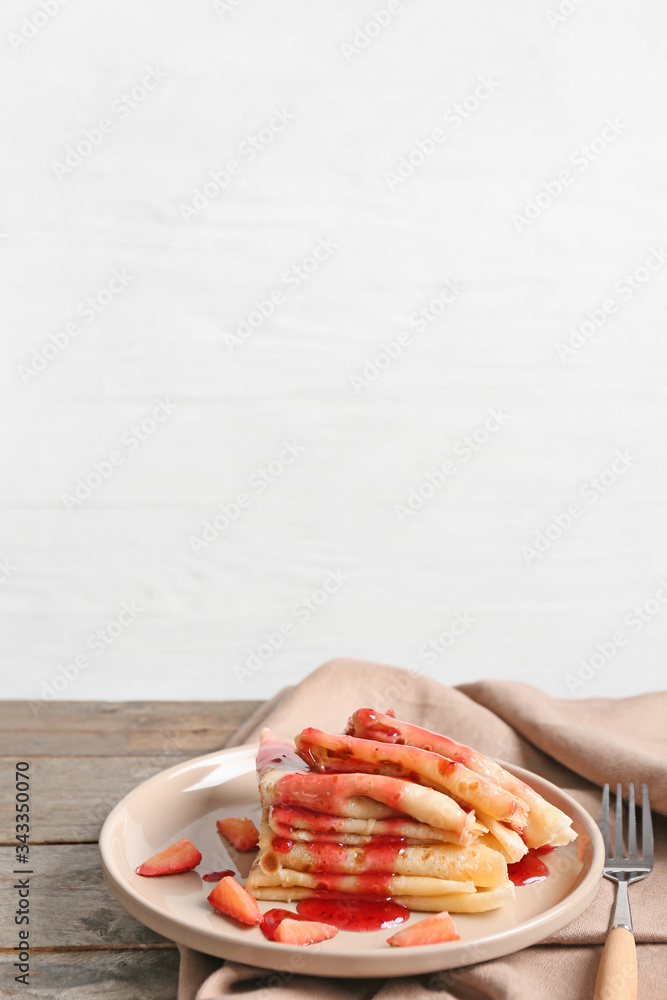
[0,701,261,999]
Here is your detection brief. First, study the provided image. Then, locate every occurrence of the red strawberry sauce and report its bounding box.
[201,869,235,882]
[507,846,556,886]
[275,836,407,870]
[272,836,293,853]
[296,892,409,931]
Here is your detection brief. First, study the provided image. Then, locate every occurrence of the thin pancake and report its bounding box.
[395,882,515,912]
[269,804,484,845]
[476,812,527,863]
[247,884,514,912]
[246,865,475,897]
[258,834,507,887]
[347,708,576,849]
[295,727,528,832]
[258,731,475,845]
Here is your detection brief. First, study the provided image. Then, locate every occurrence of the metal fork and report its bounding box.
[594,783,654,1000]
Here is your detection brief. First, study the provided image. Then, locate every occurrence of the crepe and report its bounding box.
[247,712,574,918]
[345,708,576,849]
[246,865,476,897]
[294,727,529,832]
[257,830,507,887]
[258,729,476,845]
[476,812,527,863]
[393,883,516,913]
[247,883,515,913]
[268,804,486,846]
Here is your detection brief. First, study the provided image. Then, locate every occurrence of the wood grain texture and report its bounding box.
[0,701,257,994]
[0,949,180,999]
[0,753,196,843]
[0,845,169,949]
[0,700,261,842]
[594,926,638,1000]
[0,700,261,756]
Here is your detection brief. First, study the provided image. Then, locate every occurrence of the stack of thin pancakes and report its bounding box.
[245,708,577,913]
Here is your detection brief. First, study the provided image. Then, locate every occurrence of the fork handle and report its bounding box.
[594,926,637,1000]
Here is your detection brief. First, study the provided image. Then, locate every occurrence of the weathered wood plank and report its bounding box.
[0,948,180,999]
[0,845,170,950]
[0,701,261,757]
[0,755,198,843]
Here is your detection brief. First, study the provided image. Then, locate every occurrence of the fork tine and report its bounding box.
[642,783,654,864]
[627,782,637,857]
[600,783,610,856]
[614,783,624,858]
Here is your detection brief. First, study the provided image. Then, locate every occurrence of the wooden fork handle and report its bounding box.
[594,926,637,999]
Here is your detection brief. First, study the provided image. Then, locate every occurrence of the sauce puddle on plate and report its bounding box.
[296,892,410,931]
[201,869,235,883]
[508,846,556,886]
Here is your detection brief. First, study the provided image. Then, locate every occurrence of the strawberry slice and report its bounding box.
[387,911,460,947]
[273,918,338,946]
[135,838,202,876]
[216,817,259,851]
[207,875,262,925]
[261,908,312,941]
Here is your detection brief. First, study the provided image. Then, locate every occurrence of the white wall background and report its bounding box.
[3,0,667,703]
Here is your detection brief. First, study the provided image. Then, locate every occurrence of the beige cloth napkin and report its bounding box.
[178,658,667,1000]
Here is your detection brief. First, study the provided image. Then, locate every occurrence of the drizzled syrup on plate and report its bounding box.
[508,845,556,886]
[296,892,410,931]
[201,869,235,883]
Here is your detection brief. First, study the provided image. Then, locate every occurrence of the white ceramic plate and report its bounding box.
[99,743,604,977]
